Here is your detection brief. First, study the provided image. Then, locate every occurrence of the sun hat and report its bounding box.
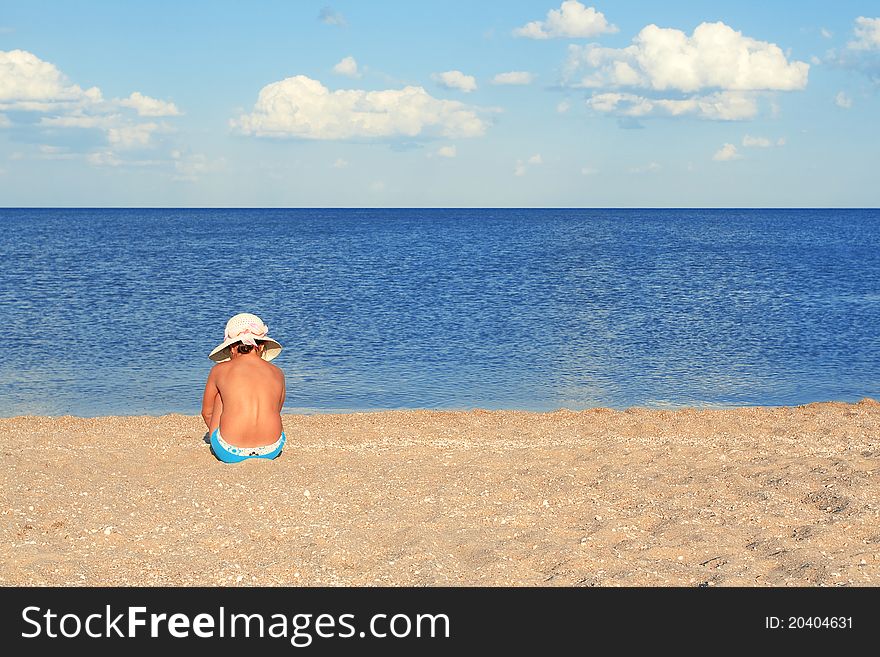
[209,313,283,362]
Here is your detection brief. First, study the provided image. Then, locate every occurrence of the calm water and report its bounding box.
[0,208,878,417]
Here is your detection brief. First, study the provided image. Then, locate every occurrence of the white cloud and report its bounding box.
[848,16,880,50]
[514,154,543,175]
[437,145,457,158]
[107,122,160,149]
[713,143,741,161]
[581,166,598,175]
[741,135,786,148]
[629,162,660,173]
[118,91,181,116]
[0,49,180,156]
[171,150,224,182]
[586,92,647,114]
[319,7,346,27]
[565,22,809,92]
[557,99,571,113]
[86,151,123,167]
[333,158,349,168]
[42,112,168,150]
[232,75,488,140]
[826,18,880,83]
[835,91,853,108]
[432,70,477,93]
[36,144,77,160]
[333,56,360,78]
[514,1,617,39]
[39,113,114,129]
[0,49,102,110]
[586,90,759,120]
[491,71,534,85]
[821,28,833,39]
[0,113,9,128]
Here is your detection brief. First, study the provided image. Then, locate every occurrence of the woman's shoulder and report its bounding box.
[266,361,285,378]
[209,360,233,377]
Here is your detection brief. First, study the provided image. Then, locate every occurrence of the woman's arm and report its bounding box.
[201,368,220,429]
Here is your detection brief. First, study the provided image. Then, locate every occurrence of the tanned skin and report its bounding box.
[201,343,286,447]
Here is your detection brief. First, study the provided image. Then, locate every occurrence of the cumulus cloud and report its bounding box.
[108,122,161,149]
[848,16,880,50]
[432,70,477,93]
[514,154,543,175]
[821,28,833,39]
[0,49,102,110]
[825,18,880,84]
[742,135,786,147]
[514,1,617,39]
[40,112,169,150]
[333,56,360,78]
[39,113,112,129]
[491,71,535,85]
[118,91,181,116]
[232,75,488,140]
[319,7,346,27]
[170,149,224,182]
[332,158,349,168]
[0,49,180,155]
[835,91,853,108]
[565,22,808,92]
[0,113,10,128]
[557,99,572,113]
[34,144,161,168]
[570,21,808,123]
[629,162,660,173]
[436,145,457,158]
[86,151,123,167]
[713,143,741,161]
[37,144,76,159]
[586,90,758,120]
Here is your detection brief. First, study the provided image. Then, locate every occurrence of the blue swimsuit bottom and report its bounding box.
[210,428,286,463]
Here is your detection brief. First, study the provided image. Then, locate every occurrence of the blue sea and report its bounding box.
[0,208,878,417]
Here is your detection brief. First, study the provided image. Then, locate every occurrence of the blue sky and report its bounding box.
[1,1,878,207]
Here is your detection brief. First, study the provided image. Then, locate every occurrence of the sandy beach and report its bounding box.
[1,400,878,587]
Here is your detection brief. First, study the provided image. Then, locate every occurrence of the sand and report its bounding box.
[1,400,878,587]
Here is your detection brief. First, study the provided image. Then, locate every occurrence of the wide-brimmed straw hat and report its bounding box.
[209,313,283,362]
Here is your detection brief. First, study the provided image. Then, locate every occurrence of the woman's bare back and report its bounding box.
[206,354,285,447]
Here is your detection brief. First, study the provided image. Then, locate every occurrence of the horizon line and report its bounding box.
[1,206,878,211]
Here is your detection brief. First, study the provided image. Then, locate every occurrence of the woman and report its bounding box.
[201,313,287,463]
